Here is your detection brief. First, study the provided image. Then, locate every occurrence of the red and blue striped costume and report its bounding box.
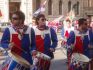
[34,27,58,70]
[67,29,93,70]
[1,25,36,70]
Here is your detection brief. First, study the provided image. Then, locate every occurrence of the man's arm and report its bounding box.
[30,28,36,52]
[50,28,58,49]
[67,31,75,48]
[1,28,10,49]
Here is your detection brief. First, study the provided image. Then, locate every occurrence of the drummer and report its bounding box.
[33,14,58,70]
[67,18,93,70]
[1,11,36,70]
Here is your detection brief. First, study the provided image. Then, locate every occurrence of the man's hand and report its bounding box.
[88,44,93,49]
[31,50,37,56]
[49,48,55,52]
[8,42,15,49]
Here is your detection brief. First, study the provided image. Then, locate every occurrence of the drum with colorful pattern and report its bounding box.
[33,51,51,70]
[70,53,90,70]
[8,50,31,70]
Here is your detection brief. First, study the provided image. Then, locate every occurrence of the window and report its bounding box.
[59,0,62,15]
[88,0,92,7]
[73,2,79,15]
[77,2,79,15]
[48,0,52,15]
[68,1,71,12]
[36,0,41,10]
[9,2,20,19]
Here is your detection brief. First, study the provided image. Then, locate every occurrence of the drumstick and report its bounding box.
[0,40,28,54]
[13,44,28,54]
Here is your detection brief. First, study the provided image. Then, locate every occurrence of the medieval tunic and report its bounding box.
[67,29,93,70]
[34,27,58,70]
[1,26,36,70]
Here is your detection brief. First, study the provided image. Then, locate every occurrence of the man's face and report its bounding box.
[11,14,20,26]
[38,17,46,27]
[81,21,88,30]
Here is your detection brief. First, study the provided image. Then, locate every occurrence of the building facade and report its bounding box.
[0,0,93,24]
[0,0,33,25]
[42,0,93,21]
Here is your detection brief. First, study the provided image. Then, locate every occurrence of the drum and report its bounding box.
[8,50,31,68]
[36,51,51,60]
[34,52,51,70]
[0,47,6,56]
[70,53,90,69]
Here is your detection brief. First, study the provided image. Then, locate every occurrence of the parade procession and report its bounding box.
[0,0,93,70]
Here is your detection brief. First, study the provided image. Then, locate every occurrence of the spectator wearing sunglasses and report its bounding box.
[1,11,36,70]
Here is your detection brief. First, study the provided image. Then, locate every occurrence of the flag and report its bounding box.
[33,0,47,16]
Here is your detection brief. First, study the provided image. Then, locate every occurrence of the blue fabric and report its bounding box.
[50,28,58,48]
[43,28,58,58]
[21,34,33,64]
[83,35,90,57]
[88,29,93,58]
[1,28,10,48]
[1,27,36,69]
[67,29,93,58]
[8,60,30,70]
[30,28,36,51]
[61,27,65,38]
[67,31,75,46]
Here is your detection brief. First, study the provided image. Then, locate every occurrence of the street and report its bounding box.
[50,36,68,70]
[50,49,67,70]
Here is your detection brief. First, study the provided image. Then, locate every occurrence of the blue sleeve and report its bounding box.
[50,28,58,49]
[30,28,36,51]
[61,27,65,38]
[89,29,93,45]
[67,31,75,46]
[1,28,10,49]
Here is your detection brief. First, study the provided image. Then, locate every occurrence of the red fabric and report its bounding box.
[65,30,69,38]
[35,35,44,53]
[68,36,83,70]
[37,58,50,70]
[73,36,83,53]
[11,34,22,55]
[2,64,9,70]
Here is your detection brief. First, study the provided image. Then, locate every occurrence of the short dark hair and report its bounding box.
[35,14,45,25]
[12,11,25,21]
[78,18,87,26]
